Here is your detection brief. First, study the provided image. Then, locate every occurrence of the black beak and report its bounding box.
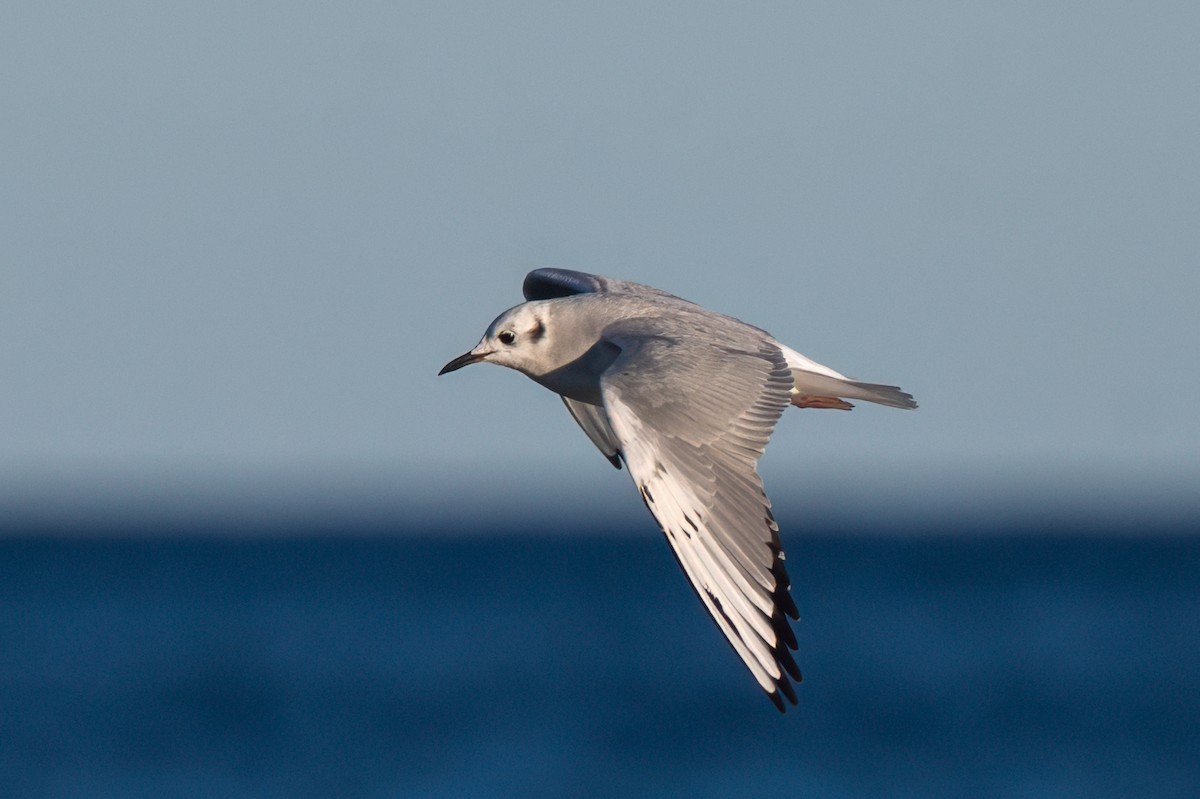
[438,350,489,375]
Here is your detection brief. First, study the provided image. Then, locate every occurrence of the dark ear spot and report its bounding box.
[530,317,546,340]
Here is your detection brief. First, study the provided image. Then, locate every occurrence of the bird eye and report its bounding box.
[497,330,516,345]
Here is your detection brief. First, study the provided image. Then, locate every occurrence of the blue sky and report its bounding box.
[4,3,1198,530]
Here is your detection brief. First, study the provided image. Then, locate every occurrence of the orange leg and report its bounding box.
[791,395,854,411]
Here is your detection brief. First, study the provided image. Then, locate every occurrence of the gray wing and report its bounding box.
[561,397,622,469]
[523,268,682,302]
[599,330,802,711]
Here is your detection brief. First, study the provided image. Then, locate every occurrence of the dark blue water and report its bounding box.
[1,530,1197,798]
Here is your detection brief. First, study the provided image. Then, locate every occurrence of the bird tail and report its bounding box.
[776,344,918,411]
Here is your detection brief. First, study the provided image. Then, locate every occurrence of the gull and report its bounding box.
[439,268,916,711]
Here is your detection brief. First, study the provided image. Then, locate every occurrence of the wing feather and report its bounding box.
[560,397,622,469]
[600,331,802,711]
[523,267,686,302]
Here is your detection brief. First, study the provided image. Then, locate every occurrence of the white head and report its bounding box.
[438,301,556,378]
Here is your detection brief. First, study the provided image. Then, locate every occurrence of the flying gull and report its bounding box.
[439,268,916,711]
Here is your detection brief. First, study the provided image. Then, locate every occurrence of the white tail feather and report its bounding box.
[776,343,918,410]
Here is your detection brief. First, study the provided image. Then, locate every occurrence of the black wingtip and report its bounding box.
[766,670,801,715]
[768,678,799,713]
[779,676,798,705]
[766,512,802,712]
[779,644,802,683]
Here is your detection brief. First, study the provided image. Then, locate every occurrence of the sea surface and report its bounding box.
[1,529,1197,798]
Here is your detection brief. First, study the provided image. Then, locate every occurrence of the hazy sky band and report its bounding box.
[2,3,1197,523]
